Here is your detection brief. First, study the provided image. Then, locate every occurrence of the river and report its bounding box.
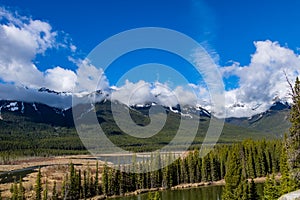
[112,183,264,200]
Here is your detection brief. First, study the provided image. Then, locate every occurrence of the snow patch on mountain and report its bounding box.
[21,102,25,114]
[32,103,38,111]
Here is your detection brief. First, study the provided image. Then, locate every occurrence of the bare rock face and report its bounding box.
[278,190,300,200]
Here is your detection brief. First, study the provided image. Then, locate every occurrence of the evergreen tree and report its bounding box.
[254,147,262,177]
[247,147,256,178]
[280,138,297,195]
[77,169,82,199]
[95,162,99,195]
[119,166,125,195]
[18,178,25,200]
[263,174,280,200]
[187,152,196,183]
[287,77,300,181]
[42,180,48,200]
[235,179,248,200]
[83,170,88,199]
[210,153,221,181]
[194,150,202,183]
[10,181,18,200]
[153,191,161,200]
[61,174,68,199]
[35,168,42,200]
[112,168,120,195]
[52,181,58,200]
[147,192,154,199]
[107,168,113,196]
[86,165,92,197]
[248,178,259,200]
[222,146,243,200]
[201,155,211,182]
[69,163,78,199]
[102,162,108,195]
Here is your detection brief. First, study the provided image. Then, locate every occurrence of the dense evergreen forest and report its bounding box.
[4,139,283,199]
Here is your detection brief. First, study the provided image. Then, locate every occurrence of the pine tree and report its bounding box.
[148,192,154,200]
[35,168,42,200]
[113,166,121,195]
[42,180,48,200]
[107,168,113,196]
[263,174,280,200]
[287,76,300,181]
[254,147,262,177]
[10,181,18,200]
[52,181,58,200]
[86,164,92,197]
[187,152,195,183]
[235,179,248,200]
[210,153,221,181]
[61,174,68,199]
[102,162,108,195]
[77,169,82,199]
[280,137,297,195]
[95,162,99,195]
[194,150,202,183]
[248,178,259,200]
[222,145,243,200]
[201,155,211,182]
[247,146,256,178]
[153,191,161,200]
[69,163,78,199]
[83,170,87,199]
[119,166,125,195]
[18,178,25,200]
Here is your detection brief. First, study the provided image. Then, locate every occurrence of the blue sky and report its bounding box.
[3,0,300,65]
[0,0,300,117]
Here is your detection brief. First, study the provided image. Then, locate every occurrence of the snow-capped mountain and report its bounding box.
[0,85,293,137]
[0,100,73,126]
[38,87,72,96]
[225,101,291,136]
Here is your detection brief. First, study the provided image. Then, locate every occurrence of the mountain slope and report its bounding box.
[225,102,291,136]
[0,99,279,156]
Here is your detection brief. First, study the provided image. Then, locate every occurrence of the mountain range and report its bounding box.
[0,88,291,153]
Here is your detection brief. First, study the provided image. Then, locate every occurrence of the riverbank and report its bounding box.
[0,155,103,199]
[91,175,280,200]
[0,154,281,199]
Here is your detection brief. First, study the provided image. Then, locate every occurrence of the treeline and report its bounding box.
[1,139,296,199]
[0,112,87,163]
[0,126,87,164]
[3,139,283,199]
[99,139,281,199]
[223,77,300,200]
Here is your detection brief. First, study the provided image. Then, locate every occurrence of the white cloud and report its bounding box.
[0,83,72,108]
[1,7,299,119]
[72,58,110,93]
[111,80,154,105]
[45,67,77,92]
[222,40,300,117]
[111,80,201,108]
[70,44,77,52]
[0,7,76,92]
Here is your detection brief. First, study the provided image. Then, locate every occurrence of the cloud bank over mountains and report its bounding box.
[0,7,299,117]
[222,40,300,117]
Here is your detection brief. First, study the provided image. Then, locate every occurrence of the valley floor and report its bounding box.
[0,155,103,199]
[0,154,281,199]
